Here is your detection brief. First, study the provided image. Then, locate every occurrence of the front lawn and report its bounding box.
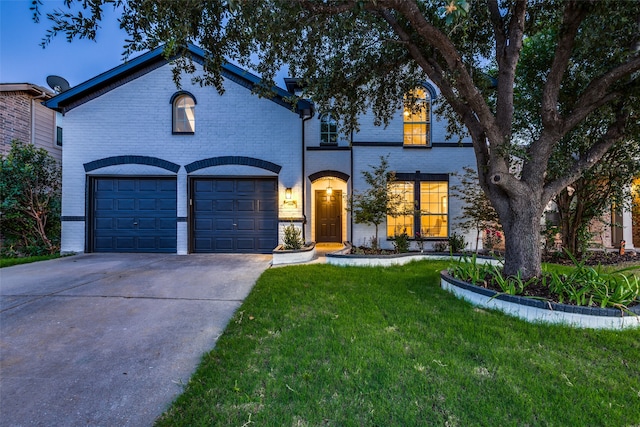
[0,254,62,268]
[156,261,640,426]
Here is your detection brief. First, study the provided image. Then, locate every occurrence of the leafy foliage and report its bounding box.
[282,223,304,250]
[0,140,61,255]
[451,166,501,251]
[348,156,402,250]
[31,0,640,279]
[448,253,640,310]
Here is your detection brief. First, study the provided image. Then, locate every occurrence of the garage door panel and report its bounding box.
[258,219,277,231]
[195,180,213,192]
[216,181,234,192]
[117,180,136,191]
[194,219,213,231]
[215,219,234,231]
[92,178,176,253]
[116,218,135,229]
[214,238,233,250]
[192,178,277,253]
[237,200,256,212]
[237,219,255,230]
[117,199,135,211]
[115,237,135,250]
[216,200,234,211]
[236,180,256,192]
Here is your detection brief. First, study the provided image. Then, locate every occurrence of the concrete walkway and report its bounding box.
[0,253,271,427]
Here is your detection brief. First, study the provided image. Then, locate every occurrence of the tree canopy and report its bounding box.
[33,0,640,278]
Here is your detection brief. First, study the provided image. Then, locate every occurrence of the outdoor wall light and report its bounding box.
[284,188,297,207]
[326,178,333,195]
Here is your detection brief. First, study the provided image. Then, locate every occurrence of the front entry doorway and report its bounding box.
[315,190,342,243]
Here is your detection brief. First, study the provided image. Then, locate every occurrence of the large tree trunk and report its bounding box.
[495,194,545,280]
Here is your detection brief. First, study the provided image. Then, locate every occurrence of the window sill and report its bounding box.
[172,132,195,135]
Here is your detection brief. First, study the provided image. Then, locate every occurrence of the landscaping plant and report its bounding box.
[0,140,61,256]
[282,223,304,250]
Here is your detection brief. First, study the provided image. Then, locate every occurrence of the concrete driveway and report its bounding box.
[0,253,271,427]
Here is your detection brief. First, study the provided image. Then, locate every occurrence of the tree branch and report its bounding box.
[542,106,629,202]
[540,0,591,129]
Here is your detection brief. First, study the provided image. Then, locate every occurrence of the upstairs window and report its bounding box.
[403,87,431,146]
[171,92,196,134]
[320,113,338,144]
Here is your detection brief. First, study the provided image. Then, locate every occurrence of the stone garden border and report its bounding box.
[272,243,316,265]
[325,242,639,329]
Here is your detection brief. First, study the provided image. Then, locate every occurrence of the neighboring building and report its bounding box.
[1,83,62,162]
[591,177,640,252]
[42,44,484,254]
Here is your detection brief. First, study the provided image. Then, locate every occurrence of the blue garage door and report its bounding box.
[92,178,177,252]
[192,178,278,253]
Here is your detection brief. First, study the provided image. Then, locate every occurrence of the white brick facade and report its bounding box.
[49,45,480,254]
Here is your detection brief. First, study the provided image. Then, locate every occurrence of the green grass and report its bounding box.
[0,253,62,268]
[156,261,640,426]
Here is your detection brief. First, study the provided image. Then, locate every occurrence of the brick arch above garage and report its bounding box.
[185,156,282,174]
[309,170,350,183]
[83,156,180,173]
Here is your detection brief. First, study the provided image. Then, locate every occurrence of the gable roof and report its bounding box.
[44,43,311,115]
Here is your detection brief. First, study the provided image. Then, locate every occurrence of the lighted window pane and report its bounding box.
[173,95,195,133]
[387,181,414,237]
[403,87,431,146]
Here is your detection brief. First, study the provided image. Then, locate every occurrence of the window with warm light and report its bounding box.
[320,113,338,144]
[403,87,430,146]
[387,181,415,237]
[172,93,196,134]
[386,180,448,238]
[419,182,448,238]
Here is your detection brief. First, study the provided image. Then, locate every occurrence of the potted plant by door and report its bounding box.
[272,223,316,265]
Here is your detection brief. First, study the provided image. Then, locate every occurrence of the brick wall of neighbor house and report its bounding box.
[0,86,60,162]
[59,62,302,254]
[0,91,32,155]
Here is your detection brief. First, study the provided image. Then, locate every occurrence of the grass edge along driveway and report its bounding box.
[156,261,640,426]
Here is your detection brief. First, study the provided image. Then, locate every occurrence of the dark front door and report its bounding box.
[91,177,177,253]
[315,189,342,243]
[191,178,278,253]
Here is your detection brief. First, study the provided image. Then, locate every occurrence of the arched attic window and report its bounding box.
[320,113,338,145]
[171,91,196,134]
[403,86,432,146]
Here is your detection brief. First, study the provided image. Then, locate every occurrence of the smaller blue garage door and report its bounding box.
[92,178,177,253]
[191,178,278,253]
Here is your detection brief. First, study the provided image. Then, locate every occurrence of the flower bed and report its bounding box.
[441,271,640,330]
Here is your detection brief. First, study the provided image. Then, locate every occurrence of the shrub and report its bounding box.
[282,223,304,250]
[448,232,466,253]
[1,141,61,256]
[392,229,410,253]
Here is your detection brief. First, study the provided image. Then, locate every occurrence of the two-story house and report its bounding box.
[42,44,498,255]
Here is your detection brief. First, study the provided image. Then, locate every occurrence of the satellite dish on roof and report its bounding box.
[46,75,71,93]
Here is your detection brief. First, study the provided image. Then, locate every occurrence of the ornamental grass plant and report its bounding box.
[156,261,640,426]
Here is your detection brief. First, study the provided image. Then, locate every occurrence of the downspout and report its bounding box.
[350,129,354,244]
[301,109,313,241]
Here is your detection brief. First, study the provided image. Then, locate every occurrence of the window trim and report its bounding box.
[170,91,197,135]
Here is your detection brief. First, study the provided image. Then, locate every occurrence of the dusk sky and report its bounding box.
[0,0,132,91]
[1,0,290,92]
